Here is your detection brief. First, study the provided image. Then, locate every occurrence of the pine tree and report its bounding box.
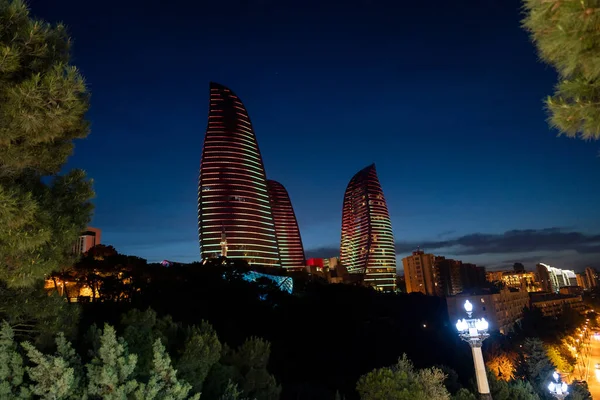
[515,338,556,399]
[136,339,200,400]
[0,0,94,287]
[219,380,248,400]
[0,321,30,399]
[522,0,600,140]
[177,321,222,393]
[86,324,139,399]
[21,340,76,399]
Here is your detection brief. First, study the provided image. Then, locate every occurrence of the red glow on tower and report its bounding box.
[198,82,280,267]
[340,164,397,291]
[267,180,306,269]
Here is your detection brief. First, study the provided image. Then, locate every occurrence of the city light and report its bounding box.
[548,371,568,399]
[456,300,491,398]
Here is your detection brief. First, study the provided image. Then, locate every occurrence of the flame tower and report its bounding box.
[340,164,396,291]
[267,180,306,269]
[198,82,281,267]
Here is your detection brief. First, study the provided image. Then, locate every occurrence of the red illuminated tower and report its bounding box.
[198,82,281,267]
[340,164,397,291]
[267,180,306,269]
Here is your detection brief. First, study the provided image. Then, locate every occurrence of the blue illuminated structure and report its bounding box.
[242,270,293,294]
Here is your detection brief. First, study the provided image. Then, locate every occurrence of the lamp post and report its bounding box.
[456,299,492,400]
[547,371,568,399]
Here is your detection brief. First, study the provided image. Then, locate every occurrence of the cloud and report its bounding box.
[304,228,600,261]
[395,228,600,256]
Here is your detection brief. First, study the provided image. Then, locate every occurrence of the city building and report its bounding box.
[267,180,306,269]
[460,263,487,291]
[530,292,586,317]
[487,271,539,292]
[403,250,436,295]
[585,267,599,288]
[198,82,281,267]
[576,272,591,291]
[433,256,463,296]
[536,263,577,293]
[446,288,530,334]
[340,164,397,291]
[73,227,101,255]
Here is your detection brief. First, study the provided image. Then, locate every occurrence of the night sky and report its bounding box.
[29,0,600,271]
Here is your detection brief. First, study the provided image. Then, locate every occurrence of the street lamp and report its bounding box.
[456,299,492,400]
[548,371,568,399]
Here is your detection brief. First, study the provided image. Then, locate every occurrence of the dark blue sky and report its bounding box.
[29,0,600,271]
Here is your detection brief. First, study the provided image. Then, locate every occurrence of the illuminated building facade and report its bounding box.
[198,82,281,267]
[403,250,436,295]
[536,263,577,293]
[340,164,396,291]
[73,227,101,255]
[267,180,306,269]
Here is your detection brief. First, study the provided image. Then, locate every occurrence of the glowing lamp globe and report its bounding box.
[475,318,489,331]
[548,382,555,392]
[553,371,559,381]
[464,300,473,313]
[561,382,568,393]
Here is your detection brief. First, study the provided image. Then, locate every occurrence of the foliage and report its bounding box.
[514,338,556,399]
[486,352,516,381]
[225,337,281,400]
[356,354,450,400]
[177,321,222,393]
[0,321,29,399]
[546,344,573,374]
[1,320,207,399]
[136,339,200,400]
[0,0,94,287]
[522,0,600,140]
[0,280,79,346]
[451,388,477,400]
[218,380,249,400]
[566,380,592,400]
[86,324,139,399]
[487,370,540,400]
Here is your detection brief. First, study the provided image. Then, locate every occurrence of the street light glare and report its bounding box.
[464,300,473,313]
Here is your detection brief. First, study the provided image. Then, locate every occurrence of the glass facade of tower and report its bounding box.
[340,164,397,291]
[198,82,281,267]
[267,180,306,269]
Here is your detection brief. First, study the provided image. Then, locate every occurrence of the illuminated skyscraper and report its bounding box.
[340,164,397,291]
[267,180,306,269]
[198,82,281,267]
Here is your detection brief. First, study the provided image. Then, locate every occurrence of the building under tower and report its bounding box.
[267,180,306,269]
[340,164,397,291]
[197,82,281,267]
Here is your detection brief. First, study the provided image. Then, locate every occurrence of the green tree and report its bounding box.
[515,338,556,398]
[522,0,600,140]
[566,380,592,400]
[135,339,200,400]
[0,321,30,399]
[0,280,79,346]
[177,321,222,393]
[86,324,139,399]
[229,337,281,400]
[0,0,94,287]
[451,388,477,400]
[356,354,450,400]
[21,339,76,399]
[218,380,248,400]
[510,380,540,400]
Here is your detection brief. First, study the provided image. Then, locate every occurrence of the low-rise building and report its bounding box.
[446,288,530,334]
[530,293,586,317]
